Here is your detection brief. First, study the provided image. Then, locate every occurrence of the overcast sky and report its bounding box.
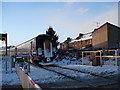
[0,1,119,47]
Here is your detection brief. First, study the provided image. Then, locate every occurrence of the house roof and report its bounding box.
[93,22,120,32]
[70,32,92,43]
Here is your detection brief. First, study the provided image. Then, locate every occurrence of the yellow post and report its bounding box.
[115,49,118,66]
[82,52,84,65]
[100,51,102,67]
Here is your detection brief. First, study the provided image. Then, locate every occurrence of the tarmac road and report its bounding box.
[39,75,119,89]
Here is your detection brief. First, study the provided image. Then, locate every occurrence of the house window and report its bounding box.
[90,40,92,44]
[86,40,88,45]
[81,41,82,44]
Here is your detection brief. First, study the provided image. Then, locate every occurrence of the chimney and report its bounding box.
[79,33,84,37]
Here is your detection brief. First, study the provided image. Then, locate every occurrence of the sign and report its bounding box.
[0,33,7,41]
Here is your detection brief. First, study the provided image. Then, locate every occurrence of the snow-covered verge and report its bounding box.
[51,54,119,77]
[52,55,92,66]
[0,56,20,86]
[61,65,118,77]
[2,69,20,85]
[29,54,119,85]
[53,54,118,66]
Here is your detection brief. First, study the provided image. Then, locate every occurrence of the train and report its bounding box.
[10,33,58,64]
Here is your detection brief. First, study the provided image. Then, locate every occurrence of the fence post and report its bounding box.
[115,49,118,66]
[82,52,84,65]
[100,51,102,67]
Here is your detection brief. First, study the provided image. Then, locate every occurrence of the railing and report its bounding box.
[82,49,120,66]
[95,55,120,66]
[15,63,42,89]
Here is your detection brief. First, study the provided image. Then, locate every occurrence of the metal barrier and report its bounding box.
[15,64,42,89]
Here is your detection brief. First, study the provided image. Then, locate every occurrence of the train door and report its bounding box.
[43,39,53,62]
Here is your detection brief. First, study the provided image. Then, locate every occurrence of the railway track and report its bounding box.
[37,64,115,79]
[52,65,116,79]
[32,64,118,88]
[36,64,83,82]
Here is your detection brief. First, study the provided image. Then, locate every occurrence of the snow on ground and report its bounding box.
[52,56,92,66]
[47,67,96,80]
[2,70,20,85]
[29,55,118,84]
[52,55,118,77]
[61,65,118,77]
[29,65,71,84]
[0,55,119,86]
[0,56,20,86]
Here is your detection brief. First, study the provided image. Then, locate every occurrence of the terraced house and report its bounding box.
[60,33,92,50]
[60,22,120,50]
[69,33,92,49]
[60,37,72,50]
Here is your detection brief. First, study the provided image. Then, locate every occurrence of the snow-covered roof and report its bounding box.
[70,33,92,43]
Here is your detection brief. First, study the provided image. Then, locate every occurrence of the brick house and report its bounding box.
[92,22,120,49]
[60,37,72,50]
[69,33,92,49]
[60,22,120,50]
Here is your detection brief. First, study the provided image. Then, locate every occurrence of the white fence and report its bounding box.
[15,64,42,89]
